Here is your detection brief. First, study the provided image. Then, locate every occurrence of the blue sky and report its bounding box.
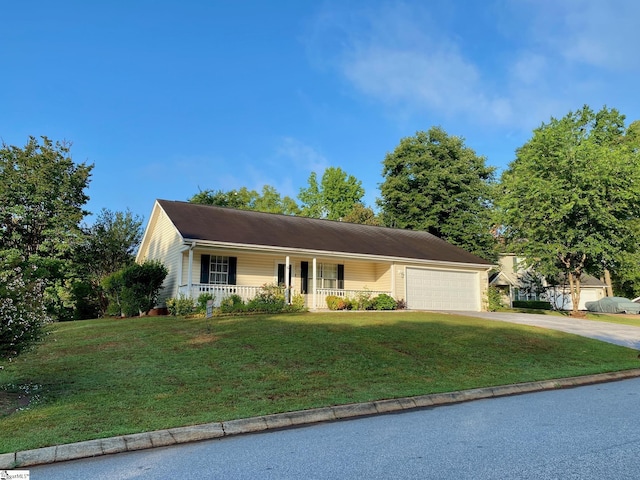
[3,1,640,224]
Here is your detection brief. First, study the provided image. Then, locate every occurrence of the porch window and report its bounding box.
[310,263,344,289]
[200,254,237,285]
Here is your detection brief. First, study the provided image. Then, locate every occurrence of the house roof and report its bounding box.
[156,199,492,267]
[489,270,519,287]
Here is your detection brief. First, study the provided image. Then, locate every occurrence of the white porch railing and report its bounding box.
[315,288,392,309]
[178,284,262,306]
[178,284,393,309]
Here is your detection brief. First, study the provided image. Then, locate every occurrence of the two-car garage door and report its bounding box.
[406,268,481,311]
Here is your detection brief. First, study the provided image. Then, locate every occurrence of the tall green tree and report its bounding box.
[0,252,52,359]
[73,209,144,318]
[498,105,640,313]
[342,203,383,226]
[190,185,299,215]
[298,167,365,221]
[0,137,93,259]
[0,136,93,322]
[378,126,496,260]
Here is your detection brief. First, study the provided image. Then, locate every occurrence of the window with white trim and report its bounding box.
[310,263,343,289]
[209,256,229,284]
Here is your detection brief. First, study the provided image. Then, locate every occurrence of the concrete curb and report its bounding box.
[3,368,640,469]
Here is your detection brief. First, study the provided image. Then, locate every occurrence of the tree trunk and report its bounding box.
[568,272,581,315]
[604,268,613,297]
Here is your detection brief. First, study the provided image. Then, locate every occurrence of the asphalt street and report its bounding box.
[30,376,640,480]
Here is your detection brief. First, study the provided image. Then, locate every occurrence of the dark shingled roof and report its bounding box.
[157,199,491,266]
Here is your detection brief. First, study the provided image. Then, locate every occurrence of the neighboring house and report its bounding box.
[136,200,493,311]
[489,254,607,310]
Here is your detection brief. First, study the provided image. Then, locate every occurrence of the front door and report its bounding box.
[277,263,292,287]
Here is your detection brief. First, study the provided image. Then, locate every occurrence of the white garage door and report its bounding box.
[406,268,480,311]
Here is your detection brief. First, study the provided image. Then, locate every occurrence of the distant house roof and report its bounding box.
[156,199,492,267]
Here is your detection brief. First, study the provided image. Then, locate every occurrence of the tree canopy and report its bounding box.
[378,126,497,260]
[497,105,640,312]
[0,136,93,262]
[0,136,92,352]
[72,209,144,318]
[298,167,365,221]
[190,185,299,215]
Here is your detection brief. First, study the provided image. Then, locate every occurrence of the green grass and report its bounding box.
[1,311,639,453]
[501,306,640,327]
[583,312,640,326]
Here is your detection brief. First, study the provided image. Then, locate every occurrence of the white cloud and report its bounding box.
[509,53,548,86]
[308,2,515,126]
[307,0,640,132]
[275,137,328,174]
[527,0,640,71]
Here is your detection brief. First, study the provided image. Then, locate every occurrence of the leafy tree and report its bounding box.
[190,185,299,215]
[298,167,365,220]
[297,172,323,218]
[497,105,640,313]
[0,136,92,260]
[378,127,496,260]
[73,209,144,318]
[342,203,382,226]
[82,209,143,275]
[253,185,299,215]
[102,261,168,317]
[0,252,52,359]
[0,136,92,324]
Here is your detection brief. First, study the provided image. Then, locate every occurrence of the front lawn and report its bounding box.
[1,311,638,453]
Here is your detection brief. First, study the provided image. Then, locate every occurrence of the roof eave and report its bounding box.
[182,238,493,271]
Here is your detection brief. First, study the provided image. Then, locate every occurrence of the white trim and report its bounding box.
[180,238,493,271]
[187,243,195,295]
[136,200,183,263]
[312,258,317,310]
[285,256,290,290]
[391,262,396,298]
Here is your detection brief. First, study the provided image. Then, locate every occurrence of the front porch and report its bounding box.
[173,245,398,311]
[177,283,392,310]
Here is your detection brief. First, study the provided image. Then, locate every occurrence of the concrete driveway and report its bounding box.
[453,311,640,350]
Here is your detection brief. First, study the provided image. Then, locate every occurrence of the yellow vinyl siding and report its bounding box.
[237,254,277,286]
[137,205,183,304]
[342,261,391,292]
[190,251,281,287]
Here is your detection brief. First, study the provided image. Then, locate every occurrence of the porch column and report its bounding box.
[285,255,291,304]
[312,257,317,310]
[187,244,194,299]
[177,252,183,291]
[391,262,396,298]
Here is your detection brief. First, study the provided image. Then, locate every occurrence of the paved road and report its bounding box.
[30,377,640,479]
[453,311,640,350]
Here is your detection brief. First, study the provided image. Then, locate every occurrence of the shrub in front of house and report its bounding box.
[285,293,307,312]
[326,295,346,310]
[512,300,552,310]
[487,286,505,312]
[353,290,374,310]
[196,293,214,314]
[102,261,168,317]
[220,294,246,313]
[246,284,286,313]
[166,295,195,316]
[372,293,397,310]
